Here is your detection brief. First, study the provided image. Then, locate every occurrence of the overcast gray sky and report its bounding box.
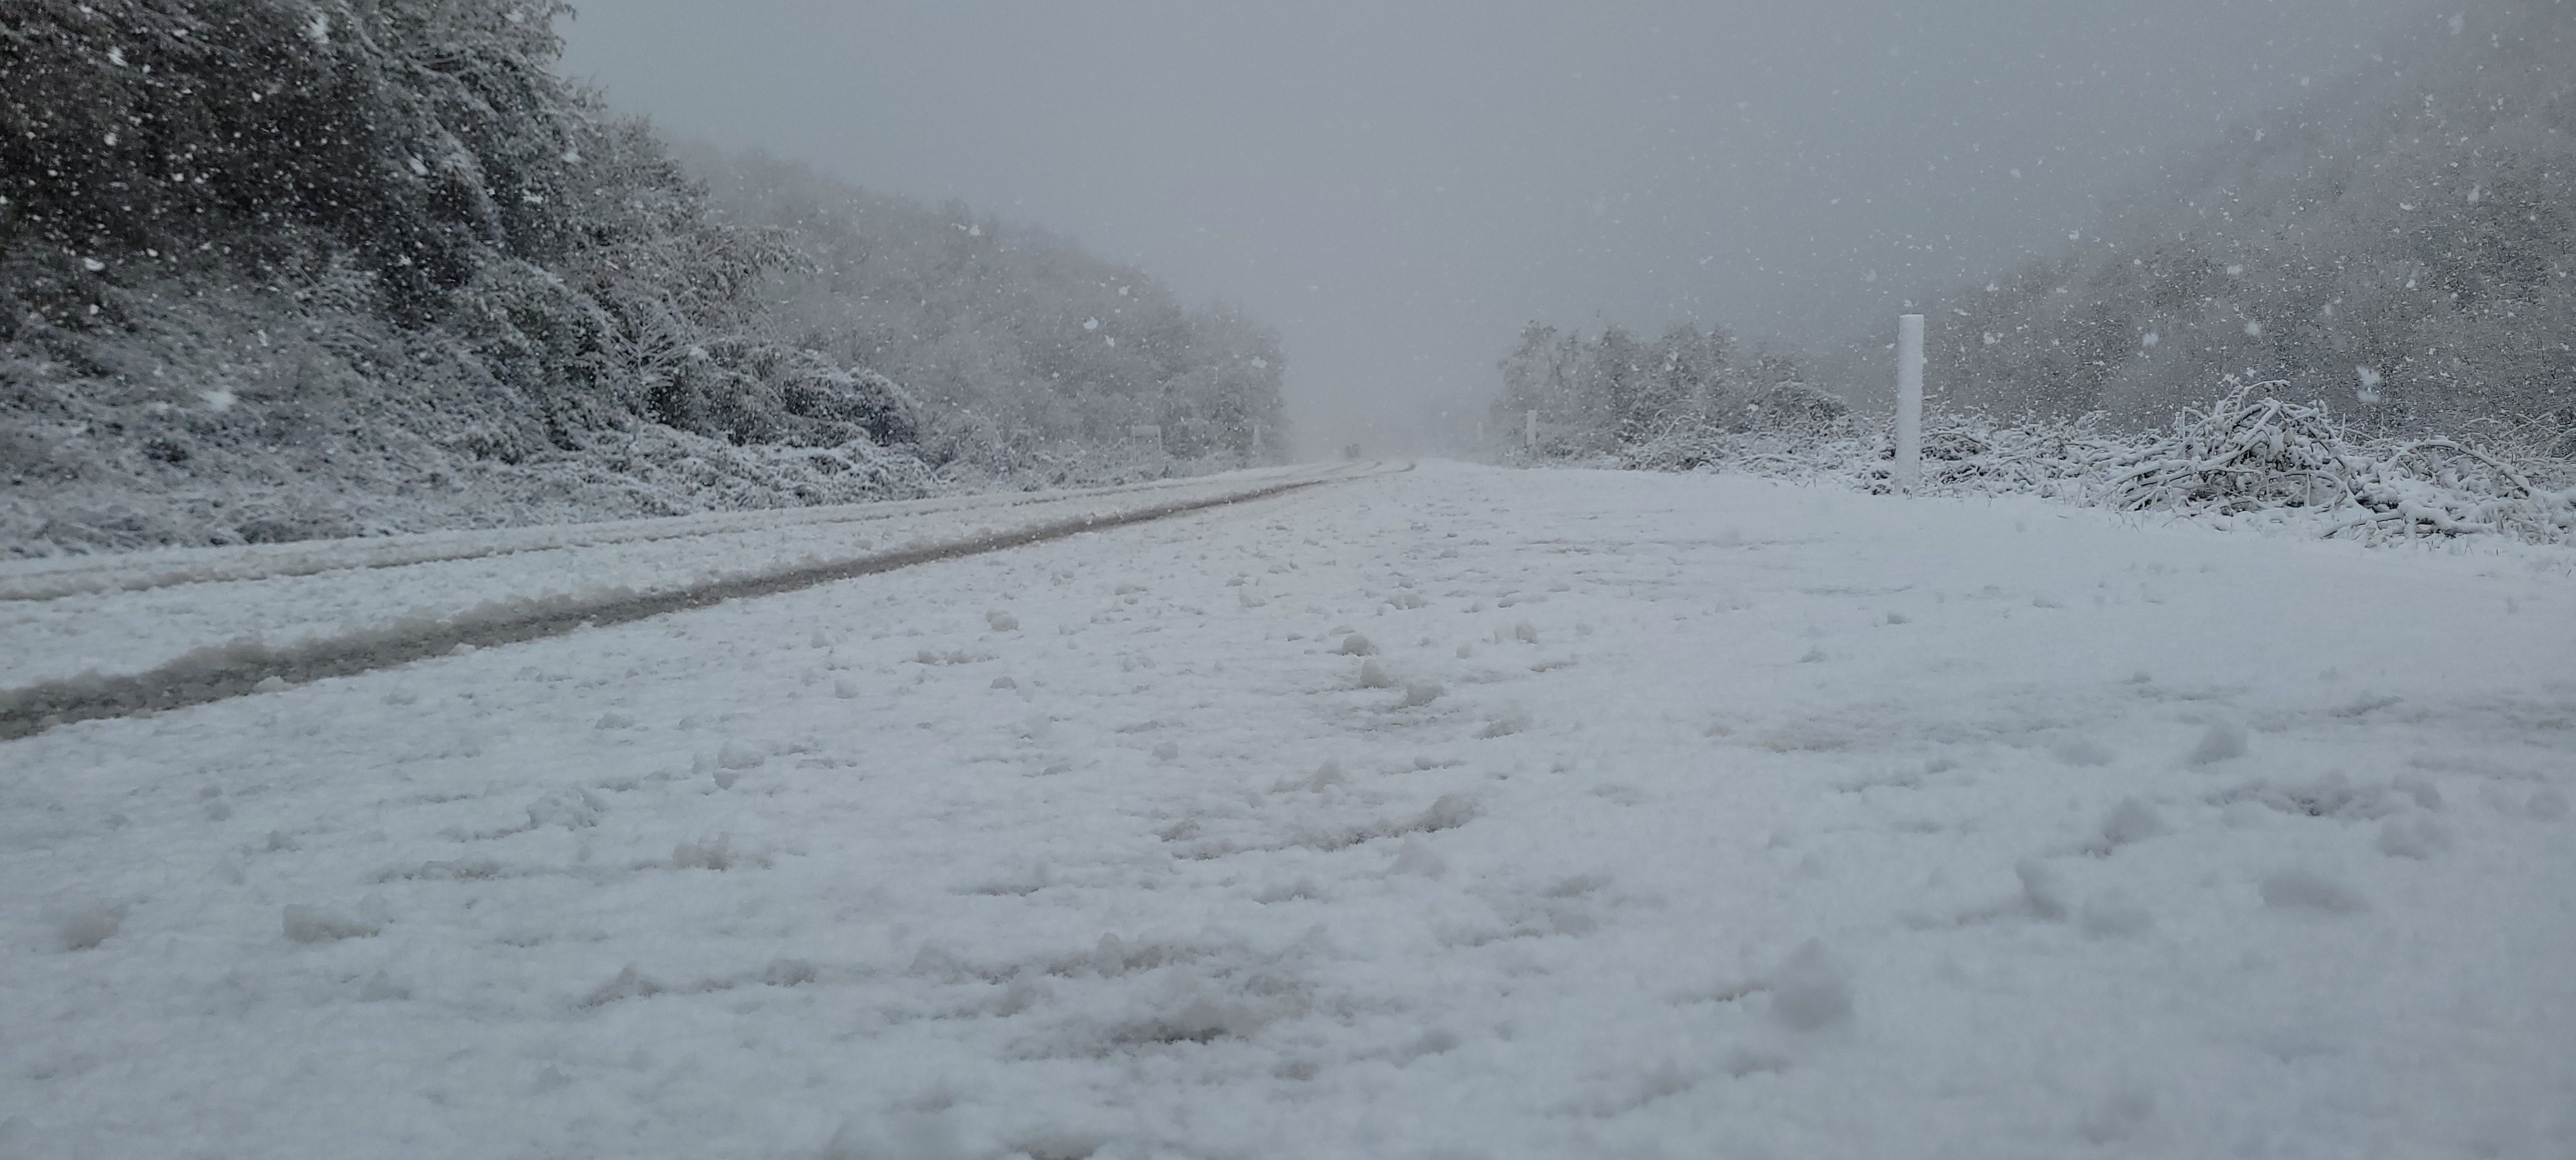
[559,0,2428,453]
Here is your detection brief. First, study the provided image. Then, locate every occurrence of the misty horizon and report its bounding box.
[560,0,2434,453]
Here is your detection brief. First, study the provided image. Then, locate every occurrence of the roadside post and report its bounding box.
[1894,314,1924,492]
[1524,409,1538,454]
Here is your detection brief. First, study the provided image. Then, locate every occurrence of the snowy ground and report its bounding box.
[5,461,2573,1159]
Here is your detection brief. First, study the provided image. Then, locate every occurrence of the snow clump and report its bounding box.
[1389,835,1448,878]
[583,965,663,1007]
[282,904,379,943]
[2053,738,2114,767]
[2377,816,2451,859]
[525,788,604,830]
[1337,633,1377,656]
[2080,890,2155,938]
[1407,793,1478,834]
[2188,721,2249,765]
[48,900,126,951]
[2018,859,2072,921]
[2098,798,2169,848]
[1769,939,1854,1031]
[2259,868,2367,913]
[671,836,734,871]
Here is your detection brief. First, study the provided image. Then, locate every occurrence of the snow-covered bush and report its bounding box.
[1491,322,1833,462]
[2094,387,2575,542]
[1599,384,2576,547]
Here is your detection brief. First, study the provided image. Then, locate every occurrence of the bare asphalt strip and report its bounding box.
[0,466,1395,742]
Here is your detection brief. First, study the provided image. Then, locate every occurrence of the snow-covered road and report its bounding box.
[6,461,2572,1159]
[0,463,1369,691]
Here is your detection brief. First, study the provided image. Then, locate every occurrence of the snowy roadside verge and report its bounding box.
[0,462,1389,739]
[0,464,1340,603]
[1601,386,2576,547]
[0,464,1371,691]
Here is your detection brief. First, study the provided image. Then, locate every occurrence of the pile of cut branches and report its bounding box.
[2092,385,2575,544]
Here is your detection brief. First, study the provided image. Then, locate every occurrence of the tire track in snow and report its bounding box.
[0,464,1404,740]
[0,465,1349,602]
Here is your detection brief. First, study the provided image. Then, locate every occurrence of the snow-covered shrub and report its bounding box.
[0,278,939,556]
[2092,386,2576,542]
[1592,383,2575,547]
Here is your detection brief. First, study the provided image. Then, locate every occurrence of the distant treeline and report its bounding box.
[0,0,1281,550]
[689,150,1286,470]
[1489,323,1846,456]
[1526,0,2575,448]
[1873,0,2575,434]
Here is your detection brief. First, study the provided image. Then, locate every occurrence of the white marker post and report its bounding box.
[1524,409,1538,453]
[1894,314,1924,493]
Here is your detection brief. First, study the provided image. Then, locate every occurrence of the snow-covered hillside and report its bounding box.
[4,462,2571,1158]
[2,2,1290,558]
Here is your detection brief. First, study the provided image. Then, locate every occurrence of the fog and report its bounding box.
[559,0,2428,455]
